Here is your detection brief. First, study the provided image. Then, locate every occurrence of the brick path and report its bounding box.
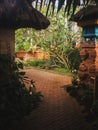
[18,68,93,130]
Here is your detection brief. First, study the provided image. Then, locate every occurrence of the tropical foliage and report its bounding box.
[15,8,81,70]
[0,54,43,129]
[34,0,97,16]
[15,28,34,51]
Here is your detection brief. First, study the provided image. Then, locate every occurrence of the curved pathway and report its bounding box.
[18,68,92,130]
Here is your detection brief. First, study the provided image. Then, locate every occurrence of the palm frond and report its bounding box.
[46,0,52,16]
[35,0,97,16]
[35,0,39,9]
[65,0,73,16]
[57,0,65,13]
[40,0,44,10]
[52,0,56,15]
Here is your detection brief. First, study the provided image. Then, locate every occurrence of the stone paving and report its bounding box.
[18,68,93,130]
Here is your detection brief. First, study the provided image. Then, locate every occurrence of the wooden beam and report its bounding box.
[78,19,98,27]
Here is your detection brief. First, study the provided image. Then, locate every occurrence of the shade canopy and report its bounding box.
[0,0,50,30]
[70,5,98,22]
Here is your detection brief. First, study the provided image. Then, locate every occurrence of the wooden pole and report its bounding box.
[0,28,15,56]
[90,75,98,103]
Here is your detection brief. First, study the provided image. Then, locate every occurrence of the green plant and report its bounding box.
[68,48,81,70]
[92,100,98,115]
[26,59,49,68]
[71,69,79,86]
[65,82,98,124]
[30,59,44,67]
[53,67,70,74]
[15,10,81,71]
[66,83,93,106]
[0,54,43,130]
[15,28,34,52]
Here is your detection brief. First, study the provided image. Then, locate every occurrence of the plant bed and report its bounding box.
[65,83,98,129]
[0,54,43,130]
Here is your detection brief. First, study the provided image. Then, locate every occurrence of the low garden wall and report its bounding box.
[15,51,49,60]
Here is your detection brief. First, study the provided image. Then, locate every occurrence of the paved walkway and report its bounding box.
[18,68,93,130]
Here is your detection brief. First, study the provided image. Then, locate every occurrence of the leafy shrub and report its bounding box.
[66,83,98,124]
[66,84,93,106]
[53,67,70,74]
[27,59,43,67]
[26,59,51,69]
[92,100,98,115]
[0,55,42,130]
[67,48,81,70]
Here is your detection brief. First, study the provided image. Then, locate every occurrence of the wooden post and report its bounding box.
[95,77,98,100]
[0,28,15,56]
[0,28,15,83]
[91,76,98,102]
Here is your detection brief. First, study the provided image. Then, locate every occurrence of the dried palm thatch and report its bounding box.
[0,0,50,30]
[70,5,98,22]
[0,0,97,29]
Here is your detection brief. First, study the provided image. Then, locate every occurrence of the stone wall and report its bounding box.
[79,43,98,99]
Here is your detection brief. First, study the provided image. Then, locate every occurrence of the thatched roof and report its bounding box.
[70,5,98,22]
[0,0,50,30]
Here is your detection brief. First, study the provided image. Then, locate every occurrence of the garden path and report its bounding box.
[18,68,93,130]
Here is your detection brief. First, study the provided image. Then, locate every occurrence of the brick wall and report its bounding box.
[16,51,49,60]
